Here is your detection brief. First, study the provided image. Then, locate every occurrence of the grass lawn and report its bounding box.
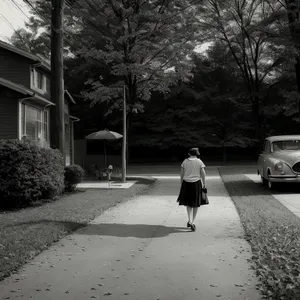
[0,177,156,282]
[219,168,300,300]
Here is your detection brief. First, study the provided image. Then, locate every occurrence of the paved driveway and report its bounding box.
[0,167,262,300]
[245,173,300,218]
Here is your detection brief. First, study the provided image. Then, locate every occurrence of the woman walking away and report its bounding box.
[177,148,206,232]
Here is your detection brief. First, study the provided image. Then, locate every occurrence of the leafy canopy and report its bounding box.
[72,0,204,113]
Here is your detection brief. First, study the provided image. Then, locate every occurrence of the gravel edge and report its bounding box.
[219,168,300,300]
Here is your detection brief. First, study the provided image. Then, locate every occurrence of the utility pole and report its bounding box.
[122,84,127,183]
[50,0,65,162]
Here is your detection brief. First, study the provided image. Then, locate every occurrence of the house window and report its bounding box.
[21,104,49,147]
[31,68,47,94]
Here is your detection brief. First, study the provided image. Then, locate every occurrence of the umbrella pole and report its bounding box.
[122,84,127,183]
[104,140,107,169]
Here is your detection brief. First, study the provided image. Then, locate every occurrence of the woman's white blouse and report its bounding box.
[181,157,205,183]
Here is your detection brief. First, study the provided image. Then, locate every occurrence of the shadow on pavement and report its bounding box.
[3,220,191,238]
[80,223,190,238]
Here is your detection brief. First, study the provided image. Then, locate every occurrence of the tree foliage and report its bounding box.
[9,0,82,59]
[199,0,292,145]
[131,43,256,161]
[72,0,203,114]
[195,44,255,151]
[7,0,300,161]
[10,27,50,59]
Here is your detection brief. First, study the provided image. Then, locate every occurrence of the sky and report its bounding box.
[0,0,30,42]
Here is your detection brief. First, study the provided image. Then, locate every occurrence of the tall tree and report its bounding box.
[199,0,288,148]
[70,0,204,160]
[195,43,255,162]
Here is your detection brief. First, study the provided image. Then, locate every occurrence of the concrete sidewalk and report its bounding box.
[77,181,137,189]
[0,169,262,300]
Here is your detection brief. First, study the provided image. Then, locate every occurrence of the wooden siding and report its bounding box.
[0,48,31,87]
[0,89,18,139]
[0,48,51,100]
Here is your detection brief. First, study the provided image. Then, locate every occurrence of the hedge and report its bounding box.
[64,164,85,192]
[0,140,64,209]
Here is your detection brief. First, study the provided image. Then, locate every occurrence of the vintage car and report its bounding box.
[257,135,300,189]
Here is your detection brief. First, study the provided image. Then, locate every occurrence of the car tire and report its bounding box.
[268,180,279,190]
[267,179,273,189]
[261,176,267,186]
[267,170,276,189]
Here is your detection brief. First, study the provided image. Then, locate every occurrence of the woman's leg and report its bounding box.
[192,207,198,224]
[192,180,201,225]
[186,206,192,222]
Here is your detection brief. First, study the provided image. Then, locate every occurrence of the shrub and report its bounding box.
[64,164,84,192]
[0,140,64,209]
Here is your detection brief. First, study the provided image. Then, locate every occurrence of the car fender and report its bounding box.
[263,157,281,177]
[258,155,293,178]
[265,158,294,176]
[261,155,273,178]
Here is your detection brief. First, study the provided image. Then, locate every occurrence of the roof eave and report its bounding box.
[0,77,55,106]
[33,94,55,106]
[0,40,51,72]
[0,77,32,95]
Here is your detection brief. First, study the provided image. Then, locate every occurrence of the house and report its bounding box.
[0,40,79,165]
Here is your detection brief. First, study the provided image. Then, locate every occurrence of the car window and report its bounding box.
[273,140,300,151]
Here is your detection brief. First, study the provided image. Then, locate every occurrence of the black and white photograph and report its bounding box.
[0,0,300,299]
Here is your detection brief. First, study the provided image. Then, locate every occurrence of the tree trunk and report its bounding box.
[252,98,263,153]
[126,137,129,165]
[295,58,300,125]
[126,112,133,165]
[50,0,65,161]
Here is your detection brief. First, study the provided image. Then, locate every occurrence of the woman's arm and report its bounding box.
[200,167,206,187]
[180,167,184,183]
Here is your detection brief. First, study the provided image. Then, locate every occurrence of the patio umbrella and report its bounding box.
[85,129,123,168]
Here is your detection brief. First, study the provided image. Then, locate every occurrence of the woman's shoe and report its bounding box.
[191,224,196,231]
[187,221,192,228]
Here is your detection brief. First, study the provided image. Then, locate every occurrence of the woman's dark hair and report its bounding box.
[188,148,200,156]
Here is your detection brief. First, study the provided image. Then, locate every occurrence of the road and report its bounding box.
[0,166,264,300]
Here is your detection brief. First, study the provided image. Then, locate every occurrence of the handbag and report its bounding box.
[201,187,209,205]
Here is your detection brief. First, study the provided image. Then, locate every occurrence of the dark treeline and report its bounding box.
[8,0,300,162]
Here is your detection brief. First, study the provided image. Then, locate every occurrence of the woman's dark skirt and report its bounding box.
[177,180,202,207]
